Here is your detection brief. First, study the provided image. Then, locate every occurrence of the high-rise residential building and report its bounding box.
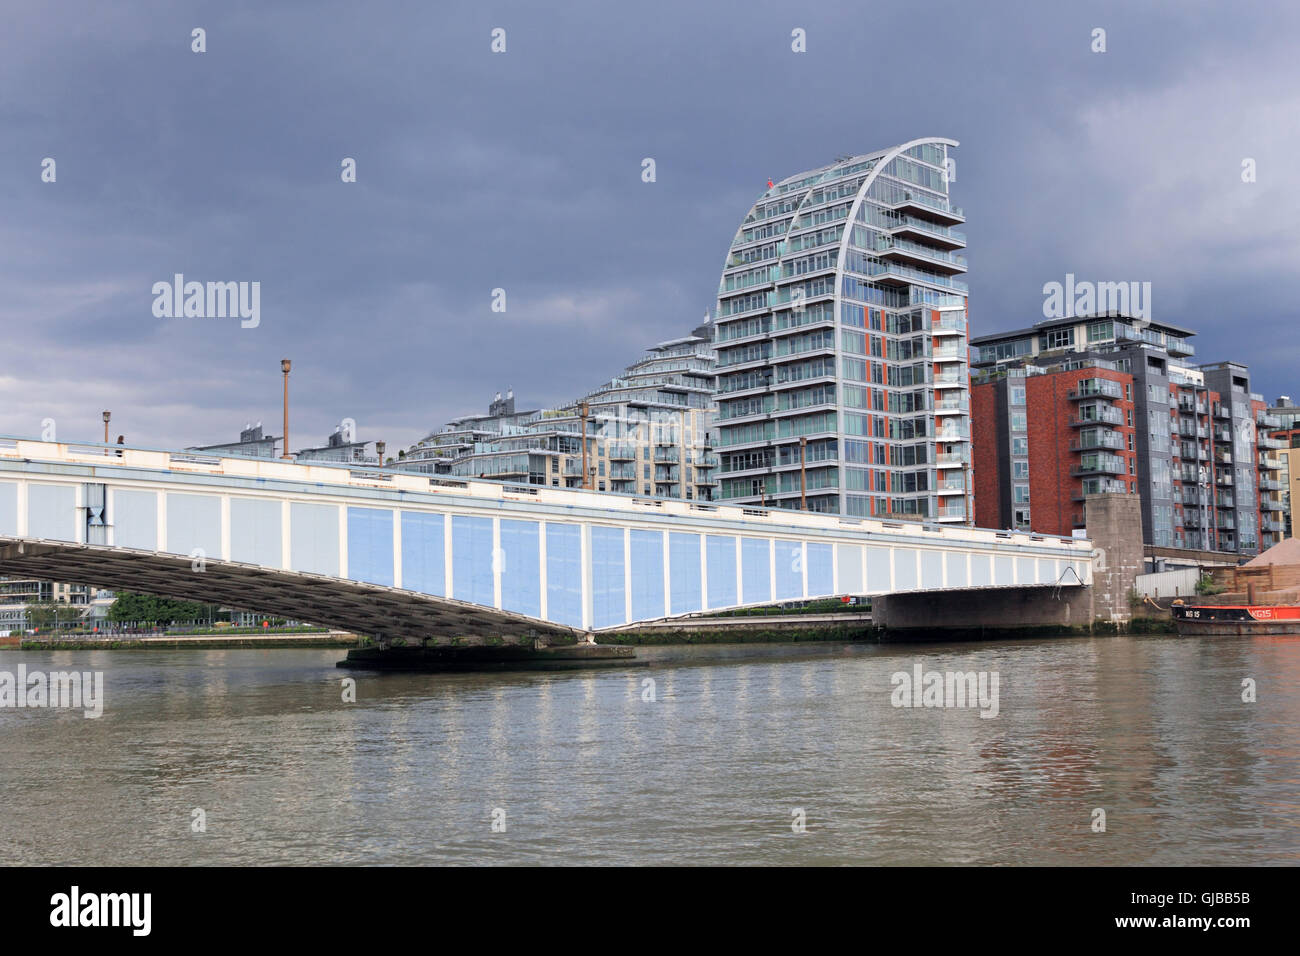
[398,320,718,500]
[713,139,971,520]
[972,314,1269,557]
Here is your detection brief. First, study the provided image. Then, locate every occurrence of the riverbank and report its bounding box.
[20,631,360,650]
[601,613,1174,644]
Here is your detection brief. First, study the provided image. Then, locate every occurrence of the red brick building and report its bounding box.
[973,361,1137,536]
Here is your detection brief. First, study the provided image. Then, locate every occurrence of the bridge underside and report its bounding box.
[871,583,1093,637]
[0,539,581,643]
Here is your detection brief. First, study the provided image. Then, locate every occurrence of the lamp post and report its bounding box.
[799,435,808,511]
[102,411,111,456]
[579,400,590,490]
[376,440,386,467]
[280,359,291,459]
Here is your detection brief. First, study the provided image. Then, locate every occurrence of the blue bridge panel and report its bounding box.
[807,542,833,596]
[114,489,158,551]
[775,540,802,600]
[865,546,890,592]
[0,482,17,536]
[500,519,540,618]
[290,502,339,577]
[230,497,282,568]
[741,537,771,605]
[28,483,76,542]
[629,529,664,622]
[166,492,221,561]
[706,535,737,609]
[591,525,626,628]
[837,543,862,593]
[895,549,918,591]
[400,511,444,596]
[546,523,582,627]
[452,515,494,607]
[921,550,943,590]
[669,532,701,614]
[347,506,394,587]
[946,551,968,588]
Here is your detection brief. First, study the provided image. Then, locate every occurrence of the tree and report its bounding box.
[108,591,209,624]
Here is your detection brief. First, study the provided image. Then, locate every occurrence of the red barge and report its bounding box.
[1171,602,1300,636]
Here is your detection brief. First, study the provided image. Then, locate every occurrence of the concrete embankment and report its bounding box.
[600,612,876,645]
[19,631,360,650]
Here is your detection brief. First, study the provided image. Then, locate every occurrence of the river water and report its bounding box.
[1,633,1297,866]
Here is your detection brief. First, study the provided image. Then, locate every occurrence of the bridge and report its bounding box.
[0,437,1094,642]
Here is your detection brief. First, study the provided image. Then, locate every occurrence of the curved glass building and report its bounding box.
[714,138,971,521]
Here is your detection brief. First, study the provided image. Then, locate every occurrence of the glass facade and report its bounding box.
[714,140,971,521]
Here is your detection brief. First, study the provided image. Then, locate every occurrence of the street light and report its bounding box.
[376,440,386,467]
[799,435,808,511]
[102,411,111,456]
[280,359,291,459]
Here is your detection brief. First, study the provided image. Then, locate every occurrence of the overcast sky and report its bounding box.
[3,0,1298,453]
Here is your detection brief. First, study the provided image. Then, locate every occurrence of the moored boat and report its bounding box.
[1171,602,1300,636]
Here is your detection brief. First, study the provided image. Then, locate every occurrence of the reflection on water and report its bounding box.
[2,633,1297,865]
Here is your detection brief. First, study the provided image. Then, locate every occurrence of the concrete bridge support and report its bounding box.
[873,493,1144,637]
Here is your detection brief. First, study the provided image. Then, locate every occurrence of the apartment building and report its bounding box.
[713,139,972,520]
[972,314,1268,556]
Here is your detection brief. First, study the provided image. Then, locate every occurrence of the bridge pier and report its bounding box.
[873,493,1143,638]
[872,585,1093,639]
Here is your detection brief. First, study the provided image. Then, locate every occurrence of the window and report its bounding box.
[1013,461,1029,479]
[1010,386,1026,405]
[1012,437,1029,455]
[1013,484,1030,503]
[1042,328,1074,350]
[1011,412,1027,432]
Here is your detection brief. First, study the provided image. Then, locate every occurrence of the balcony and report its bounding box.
[886,191,965,226]
[1071,430,1125,451]
[888,216,967,250]
[1259,454,1282,471]
[1258,412,1283,429]
[1213,402,1231,419]
[1216,493,1236,508]
[935,396,969,414]
[654,465,679,483]
[1216,473,1234,486]
[1263,518,1285,533]
[1262,498,1284,511]
[1260,477,1283,491]
[1070,406,1124,427]
[874,236,968,274]
[932,344,966,362]
[1072,453,1127,476]
[932,313,968,335]
[1073,479,1129,500]
[1259,435,1285,450]
[1068,378,1124,401]
[936,452,969,468]
[608,444,637,461]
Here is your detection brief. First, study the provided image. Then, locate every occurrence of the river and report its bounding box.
[1,633,1297,865]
